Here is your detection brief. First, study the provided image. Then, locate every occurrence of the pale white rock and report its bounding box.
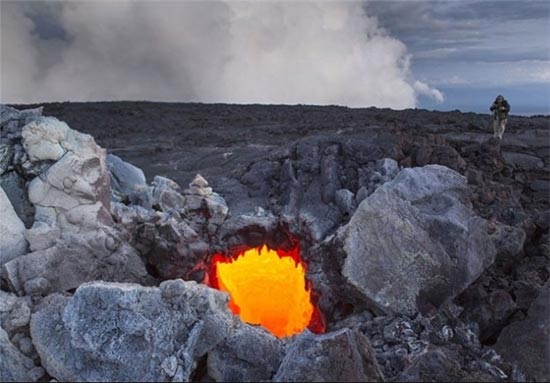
[0,114,152,296]
[21,117,69,162]
[59,202,111,232]
[190,174,209,188]
[22,115,112,251]
[22,117,99,162]
[24,221,60,252]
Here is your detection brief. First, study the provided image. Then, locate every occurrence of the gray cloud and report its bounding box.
[365,0,550,103]
[1,1,445,108]
[366,0,550,63]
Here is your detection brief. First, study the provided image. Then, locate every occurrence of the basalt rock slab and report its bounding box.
[273,328,384,382]
[494,285,550,382]
[502,151,544,171]
[0,185,27,265]
[30,280,234,382]
[341,165,498,316]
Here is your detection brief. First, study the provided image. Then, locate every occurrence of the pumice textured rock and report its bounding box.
[0,103,548,382]
[30,280,234,382]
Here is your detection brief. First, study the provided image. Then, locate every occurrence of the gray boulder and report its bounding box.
[3,227,150,296]
[0,327,33,382]
[151,175,185,212]
[273,328,383,382]
[0,185,27,265]
[136,214,209,281]
[30,280,234,382]
[107,153,151,207]
[341,165,497,316]
[494,285,550,381]
[207,321,284,382]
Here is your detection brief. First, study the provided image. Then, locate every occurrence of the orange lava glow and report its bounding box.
[208,244,324,338]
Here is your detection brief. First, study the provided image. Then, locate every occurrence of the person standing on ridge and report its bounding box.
[490,94,510,139]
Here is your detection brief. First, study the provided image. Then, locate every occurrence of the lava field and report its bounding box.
[0,102,548,382]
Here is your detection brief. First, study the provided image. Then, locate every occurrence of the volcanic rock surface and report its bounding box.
[340,164,504,316]
[0,102,548,382]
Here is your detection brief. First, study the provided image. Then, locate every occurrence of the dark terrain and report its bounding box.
[31,100,550,328]
[19,102,550,209]
[3,101,549,381]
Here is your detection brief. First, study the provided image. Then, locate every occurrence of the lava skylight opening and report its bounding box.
[207,243,324,338]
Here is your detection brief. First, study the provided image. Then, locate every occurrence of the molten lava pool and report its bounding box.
[207,244,324,338]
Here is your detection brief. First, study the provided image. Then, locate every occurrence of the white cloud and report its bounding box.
[1,1,438,109]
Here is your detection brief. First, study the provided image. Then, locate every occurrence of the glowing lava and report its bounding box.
[208,244,324,338]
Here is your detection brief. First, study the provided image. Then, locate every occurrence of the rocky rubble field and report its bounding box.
[0,103,548,382]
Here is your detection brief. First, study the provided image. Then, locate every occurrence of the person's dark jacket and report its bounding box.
[490,99,510,119]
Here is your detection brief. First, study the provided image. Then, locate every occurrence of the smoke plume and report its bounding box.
[1,1,443,108]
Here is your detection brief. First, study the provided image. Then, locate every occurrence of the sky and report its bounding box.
[1,0,549,115]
